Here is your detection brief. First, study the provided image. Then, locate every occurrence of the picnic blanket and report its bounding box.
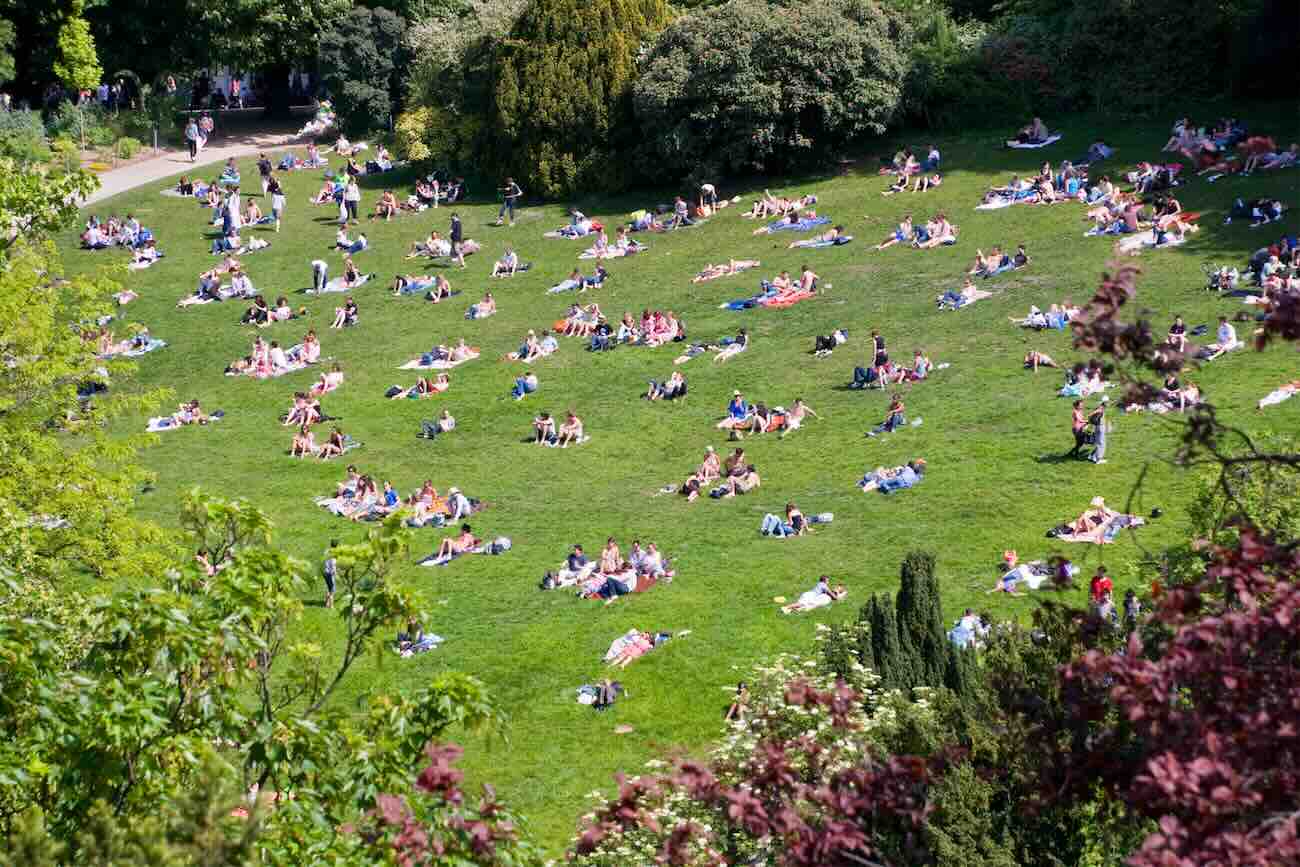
[1116,230,1188,254]
[765,216,832,233]
[398,349,480,370]
[580,241,646,259]
[722,287,816,310]
[795,235,853,249]
[1006,134,1062,149]
[311,273,372,295]
[146,411,224,432]
[102,338,166,359]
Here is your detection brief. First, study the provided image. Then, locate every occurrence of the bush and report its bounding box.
[114,137,142,159]
[0,109,51,165]
[49,136,81,174]
[630,0,909,184]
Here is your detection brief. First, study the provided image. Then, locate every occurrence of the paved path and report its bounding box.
[82,129,313,207]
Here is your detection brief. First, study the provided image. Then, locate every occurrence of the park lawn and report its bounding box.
[59,105,1298,851]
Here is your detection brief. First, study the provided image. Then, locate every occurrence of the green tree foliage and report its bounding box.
[896,550,948,686]
[52,6,101,93]
[923,764,1019,867]
[487,0,668,197]
[319,7,408,135]
[0,18,16,85]
[630,0,908,183]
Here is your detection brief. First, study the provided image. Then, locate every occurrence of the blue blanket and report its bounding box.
[766,216,831,233]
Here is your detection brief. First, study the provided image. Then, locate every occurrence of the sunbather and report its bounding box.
[432,523,479,561]
[692,260,760,283]
[781,576,846,613]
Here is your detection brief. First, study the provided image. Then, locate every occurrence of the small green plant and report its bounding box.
[49,136,81,174]
[115,137,142,159]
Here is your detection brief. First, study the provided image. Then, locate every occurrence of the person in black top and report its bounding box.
[1167,315,1187,352]
[257,153,273,195]
[449,213,465,269]
[871,329,887,367]
[496,177,523,226]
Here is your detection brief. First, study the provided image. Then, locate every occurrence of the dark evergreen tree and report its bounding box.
[487,0,667,197]
[319,7,408,135]
[867,592,909,691]
[896,550,948,687]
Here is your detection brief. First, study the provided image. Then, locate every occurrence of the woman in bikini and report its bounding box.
[290,423,316,458]
[311,363,344,397]
[467,291,496,319]
[426,274,453,303]
[780,397,820,437]
[373,190,398,221]
[316,427,346,461]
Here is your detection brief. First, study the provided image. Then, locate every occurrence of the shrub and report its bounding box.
[0,109,50,165]
[114,137,142,159]
[630,0,909,184]
[49,136,81,174]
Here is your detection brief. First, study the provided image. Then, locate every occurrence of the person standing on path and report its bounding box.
[495,177,523,226]
[184,118,200,162]
[449,212,466,269]
[257,153,273,196]
[323,540,339,608]
[1088,396,1109,464]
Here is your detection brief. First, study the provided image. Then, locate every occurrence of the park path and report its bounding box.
[82,127,313,207]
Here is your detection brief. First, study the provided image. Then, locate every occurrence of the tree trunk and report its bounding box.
[261,62,294,119]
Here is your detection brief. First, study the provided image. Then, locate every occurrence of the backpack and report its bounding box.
[489,537,512,555]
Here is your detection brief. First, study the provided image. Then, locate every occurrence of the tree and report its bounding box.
[192,0,352,117]
[0,18,16,86]
[51,5,100,94]
[896,551,948,687]
[630,0,909,184]
[318,7,407,134]
[486,0,668,197]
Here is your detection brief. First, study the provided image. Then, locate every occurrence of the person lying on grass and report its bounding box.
[418,409,457,440]
[607,630,656,668]
[912,213,957,248]
[781,576,846,613]
[466,291,496,320]
[407,231,450,259]
[311,363,344,397]
[741,190,817,220]
[751,209,821,236]
[645,370,686,401]
[692,259,760,282]
[788,226,844,249]
[780,397,821,437]
[388,373,449,399]
[548,266,608,294]
[874,215,913,249]
[858,458,927,492]
[761,502,811,537]
[1024,349,1059,371]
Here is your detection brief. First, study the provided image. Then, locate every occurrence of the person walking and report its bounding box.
[257,152,273,196]
[269,175,285,233]
[1068,399,1088,458]
[1088,396,1109,464]
[323,540,339,608]
[449,212,465,269]
[184,117,200,162]
[495,177,522,226]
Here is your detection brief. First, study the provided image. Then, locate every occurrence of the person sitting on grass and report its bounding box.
[533,411,556,445]
[780,397,820,437]
[781,576,846,613]
[716,390,750,431]
[290,423,316,458]
[425,274,454,303]
[720,464,761,498]
[874,215,913,250]
[371,190,398,221]
[512,370,539,400]
[419,409,457,439]
[330,297,358,329]
[491,246,521,277]
[556,410,585,447]
[433,523,478,562]
[314,426,348,461]
[389,373,449,399]
[283,393,320,428]
[868,394,906,436]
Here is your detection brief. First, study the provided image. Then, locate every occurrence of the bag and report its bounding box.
[811,512,834,524]
[384,385,402,398]
[540,571,556,590]
[489,537,512,555]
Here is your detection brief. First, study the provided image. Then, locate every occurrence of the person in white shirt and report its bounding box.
[269,342,289,370]
[1205,316,1241,359]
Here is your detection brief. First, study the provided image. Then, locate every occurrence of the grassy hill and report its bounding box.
[59,106,1298,850]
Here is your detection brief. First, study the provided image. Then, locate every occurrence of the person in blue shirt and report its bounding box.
[717,390,749,430]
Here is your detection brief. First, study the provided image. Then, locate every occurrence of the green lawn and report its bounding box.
[60,106,1298,851]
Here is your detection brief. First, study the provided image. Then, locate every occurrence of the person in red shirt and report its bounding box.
[1090,567,1113,604]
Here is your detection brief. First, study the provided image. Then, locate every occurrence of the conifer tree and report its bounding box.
[488,0,667,196]
[897,550,948,687]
